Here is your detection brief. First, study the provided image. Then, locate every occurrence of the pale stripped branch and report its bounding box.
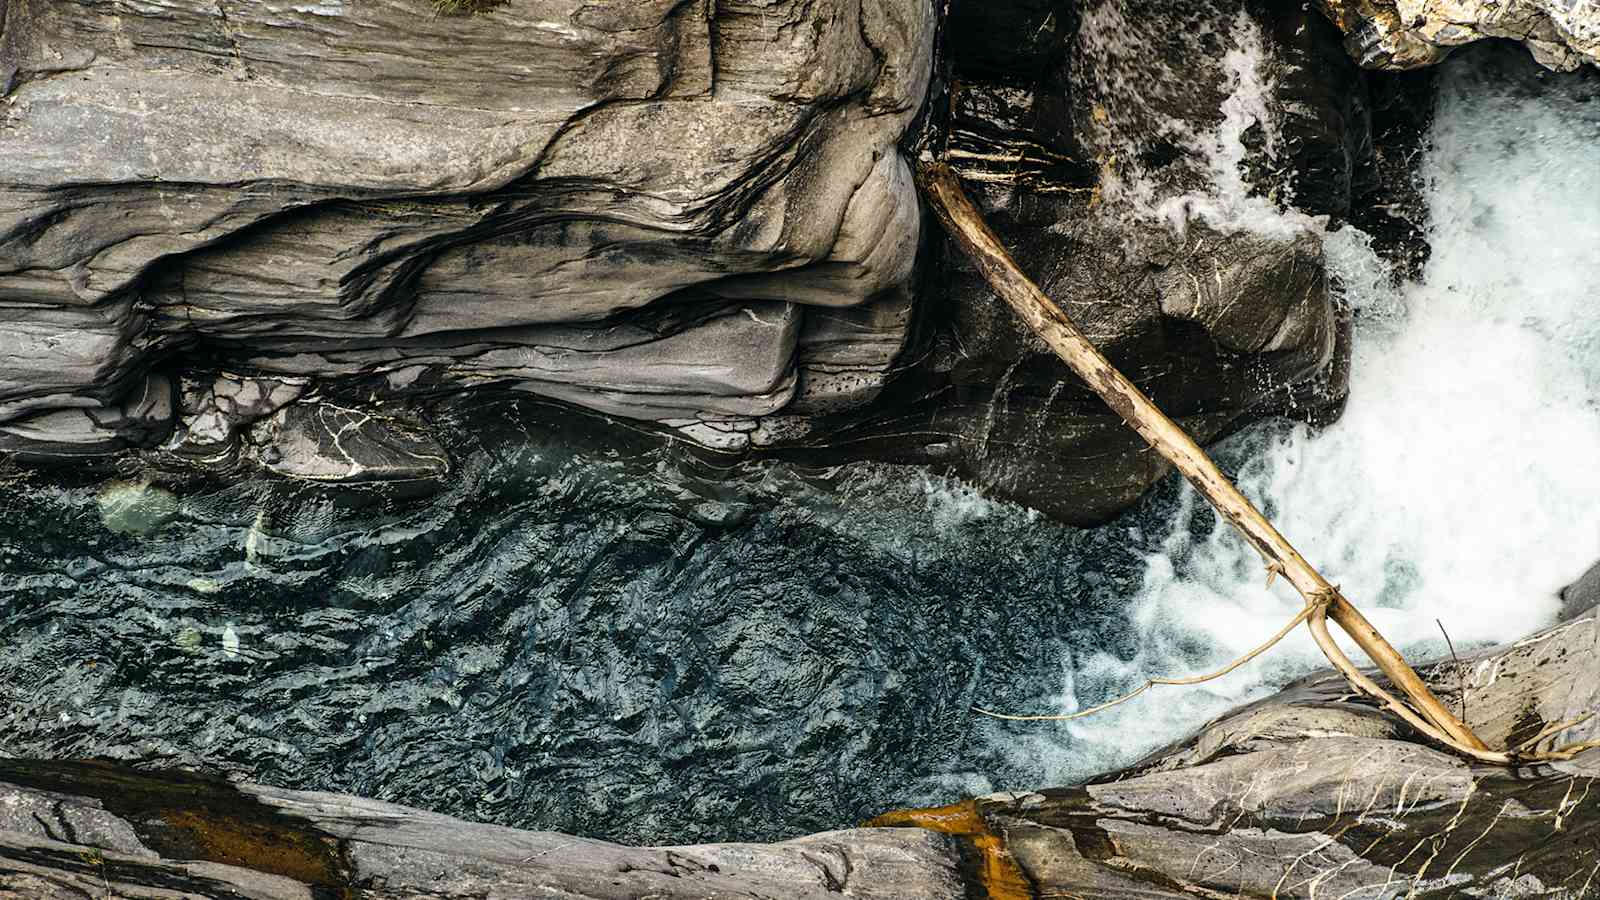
[912,159,1516,761]
[973,601,1318,722]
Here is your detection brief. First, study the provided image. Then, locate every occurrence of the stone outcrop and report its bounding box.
[4,606,1595,898]
[0,0,931,463]
[1316,0,1600,70]
[0,759,969,899]
[958,604,1600,898]
[2,0,1418,522]
[878,0,1363,520]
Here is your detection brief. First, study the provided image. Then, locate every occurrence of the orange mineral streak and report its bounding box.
[867,800,1034,900]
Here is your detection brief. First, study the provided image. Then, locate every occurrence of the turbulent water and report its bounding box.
[2,46,1597,845]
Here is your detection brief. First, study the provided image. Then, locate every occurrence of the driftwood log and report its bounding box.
[2,606,1596,898]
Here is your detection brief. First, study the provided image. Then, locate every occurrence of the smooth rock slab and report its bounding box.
[0,760,969,899]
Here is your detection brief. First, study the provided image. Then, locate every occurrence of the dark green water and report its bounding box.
[0,399,1244,845]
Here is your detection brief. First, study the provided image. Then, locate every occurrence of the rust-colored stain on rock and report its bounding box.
[868,799,1034,900]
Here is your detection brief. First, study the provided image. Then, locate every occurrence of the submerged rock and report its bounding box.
[2,607,1594,897]
[247,400,450,484]
[95,480,179,535]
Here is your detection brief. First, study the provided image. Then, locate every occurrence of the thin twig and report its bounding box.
[1437,617,1466,724]
[973,604,1315,722]
[1542,739,1600,761]
[1514,713,1597,755]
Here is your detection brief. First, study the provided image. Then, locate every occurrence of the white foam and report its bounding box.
[1094,10,1321,241]
[1019,53,1600,783]
[1148,12,1312,239]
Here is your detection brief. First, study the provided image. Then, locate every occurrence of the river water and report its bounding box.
[1,45,1596,846]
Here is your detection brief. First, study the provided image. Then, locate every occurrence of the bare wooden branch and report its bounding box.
[973,601,1316,722]
[914,159,1492,757]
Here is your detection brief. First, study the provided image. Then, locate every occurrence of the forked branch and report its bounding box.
[914,159,1507,761]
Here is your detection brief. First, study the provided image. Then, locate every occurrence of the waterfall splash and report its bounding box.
[1006,44,1600,784]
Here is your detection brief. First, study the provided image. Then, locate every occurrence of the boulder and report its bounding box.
[1562,559,1600,621]
[3,607,1594,898]
[866,0,1364,522]
[1315,0,1600,70]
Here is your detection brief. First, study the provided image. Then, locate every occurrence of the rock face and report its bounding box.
[1316,0,1600,70]
[2,0,1409,522]
[0,759,970,899]
[0,0,931,462]
[3,607,1595,898]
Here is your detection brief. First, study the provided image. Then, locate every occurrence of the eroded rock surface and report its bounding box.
[893,605,1600,898]
[0,0,1394,522]
[1316,0,1600,70]
[3,608,1594,898]
[0,759,969,899]
[0,0,931,465]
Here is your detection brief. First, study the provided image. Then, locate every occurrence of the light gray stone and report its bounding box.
[0,762,968,900]
[1315,0,1600,70]
[972,606,1600,899]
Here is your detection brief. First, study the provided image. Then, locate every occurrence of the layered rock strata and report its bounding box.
[1317,0,1600,70]
[0,0,931,464]
[1,0,1435,522]
[3,606,1594,898]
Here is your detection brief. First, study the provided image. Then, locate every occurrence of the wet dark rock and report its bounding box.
[881,0,1365,523]
[1561,559,1600,621]
[4,608,1594,898]
[1346,66,1439,280]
